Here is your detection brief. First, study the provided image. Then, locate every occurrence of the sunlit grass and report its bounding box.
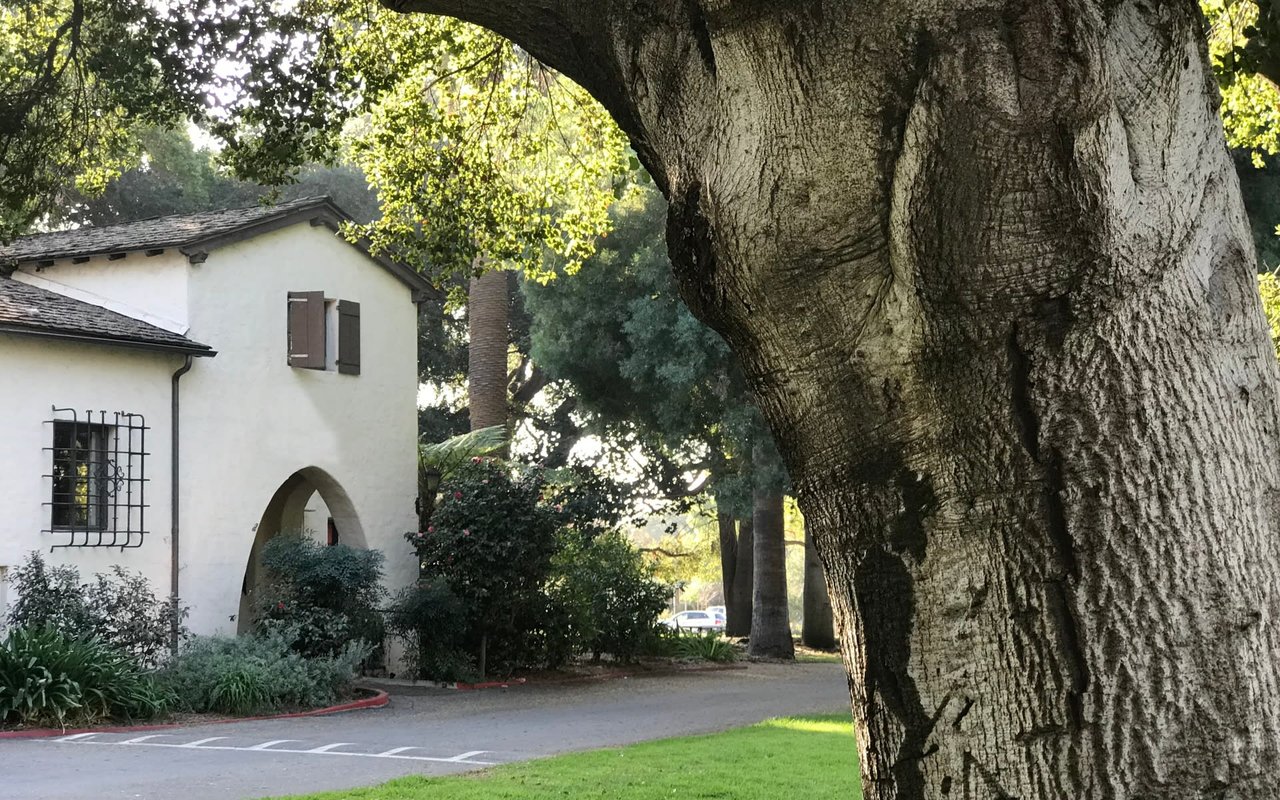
[269,713,861,799]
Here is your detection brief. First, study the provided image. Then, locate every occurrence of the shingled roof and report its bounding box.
[0,197,433,295]
[0,276,214,356]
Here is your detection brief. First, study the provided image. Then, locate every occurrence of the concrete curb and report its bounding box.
[0,690,390,741]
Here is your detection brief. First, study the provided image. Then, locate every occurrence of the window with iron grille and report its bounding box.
[44,408,149,549]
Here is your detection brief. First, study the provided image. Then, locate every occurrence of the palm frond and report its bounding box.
[418,425,508,484]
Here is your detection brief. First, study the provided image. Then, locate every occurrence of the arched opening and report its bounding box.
[237,466,366,633]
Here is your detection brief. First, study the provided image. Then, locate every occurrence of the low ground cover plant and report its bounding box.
[157,630,370,716]
[672,630,738,663]
[0,627,166,728]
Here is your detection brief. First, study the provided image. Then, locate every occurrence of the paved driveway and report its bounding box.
[1,662,849,800]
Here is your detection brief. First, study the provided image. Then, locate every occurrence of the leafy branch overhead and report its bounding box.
[1205,0,1280,161]
[1,1,630,282]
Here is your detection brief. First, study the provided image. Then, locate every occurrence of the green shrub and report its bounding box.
[407,460,561,676]
[156,631,369,716]
[673,631,738,663]
[5,557,92,635]
[642,624,683,659]
[7,553,186,668]
[553,531,671,664]
[403,462,675,677]
[250,535,385,663]
[0,628,166,728]
[385,578,476,682]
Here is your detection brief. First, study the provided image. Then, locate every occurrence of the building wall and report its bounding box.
[14,251,191,331]
[0,333,180,620]
[179,223,419,635]
[1,223,420,639]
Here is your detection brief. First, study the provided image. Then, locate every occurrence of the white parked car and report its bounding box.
[661,610,725,632]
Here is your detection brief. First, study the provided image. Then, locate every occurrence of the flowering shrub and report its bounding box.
[405,460,559,674]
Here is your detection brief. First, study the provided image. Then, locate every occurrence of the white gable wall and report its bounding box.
[0,334,179,603]
[178,223,419,635]
[14,250,191,331]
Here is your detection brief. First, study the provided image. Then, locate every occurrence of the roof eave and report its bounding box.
[0,325,217,357]
[180,201,437,296]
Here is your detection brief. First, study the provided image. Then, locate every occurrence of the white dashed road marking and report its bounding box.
[248,740,299,750]
[51,734,497,765]
[120,734,168,744]
[445,751,488,762]
[303,742,354,754]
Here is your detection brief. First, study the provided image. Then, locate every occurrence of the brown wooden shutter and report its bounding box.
[287,291,326,369]
[336,300,361,375]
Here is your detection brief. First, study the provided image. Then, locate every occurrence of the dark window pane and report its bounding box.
[50,422,109,530]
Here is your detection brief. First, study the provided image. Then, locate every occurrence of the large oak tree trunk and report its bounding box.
[395,1,1280,796]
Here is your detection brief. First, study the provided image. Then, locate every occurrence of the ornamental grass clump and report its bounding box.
[0,627,167,729]
[673,631,739,664]
[156,631,370,716]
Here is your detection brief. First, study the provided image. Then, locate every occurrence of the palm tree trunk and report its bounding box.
[802,530,835,650]
[467,269,510,435]
[748,444,793,659]
[724,512,753,637]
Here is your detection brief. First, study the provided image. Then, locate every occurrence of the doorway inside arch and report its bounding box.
[237,467,366,634]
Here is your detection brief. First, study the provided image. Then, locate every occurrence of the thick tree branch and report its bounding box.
[381,0,717,191]
[380,1,606,94]
[639,546,693,559]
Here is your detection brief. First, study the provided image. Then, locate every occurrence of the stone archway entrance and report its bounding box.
[237,466,365,633]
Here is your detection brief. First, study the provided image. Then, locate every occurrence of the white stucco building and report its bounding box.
[0,198,426,635]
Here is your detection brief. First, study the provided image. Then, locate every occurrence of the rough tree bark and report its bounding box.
[467,269,510,433]
[803,530,837,650]
[391,1,1280,797]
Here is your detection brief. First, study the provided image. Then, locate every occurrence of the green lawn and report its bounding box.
[270,714,862,800]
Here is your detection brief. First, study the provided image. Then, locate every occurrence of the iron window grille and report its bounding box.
[42,408,149,549]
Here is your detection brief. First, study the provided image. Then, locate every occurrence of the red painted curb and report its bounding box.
[454,677,528,691]
[0,690,389,741]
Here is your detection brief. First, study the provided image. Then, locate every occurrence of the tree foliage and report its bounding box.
[1204,1,1280,162]
[2,1,629,283]
[1260,271,1280,356]
[522,185,781,512]
[48,125,382,228]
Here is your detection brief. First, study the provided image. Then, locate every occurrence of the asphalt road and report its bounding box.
[1,662,849,800]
